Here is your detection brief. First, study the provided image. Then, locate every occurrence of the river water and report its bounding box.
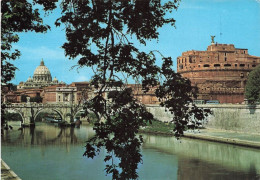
[1,122,260,180]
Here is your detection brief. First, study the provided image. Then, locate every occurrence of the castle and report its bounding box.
[177,40,260,103]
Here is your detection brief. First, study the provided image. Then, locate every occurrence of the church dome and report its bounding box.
[27,76,33,82]
[33,59,52,82]
[52,77,58,83]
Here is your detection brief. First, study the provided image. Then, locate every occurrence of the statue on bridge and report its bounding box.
[26,96,31,104]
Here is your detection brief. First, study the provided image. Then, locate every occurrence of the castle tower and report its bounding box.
[177,43,260,103]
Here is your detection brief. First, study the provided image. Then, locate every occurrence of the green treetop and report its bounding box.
[245,65,260,103]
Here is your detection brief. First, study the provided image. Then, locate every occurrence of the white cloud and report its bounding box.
[13,45,66,60]
[74,75,90,82]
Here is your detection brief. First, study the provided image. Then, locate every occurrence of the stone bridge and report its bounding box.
[5,102,84,126]
[5,103,260,133]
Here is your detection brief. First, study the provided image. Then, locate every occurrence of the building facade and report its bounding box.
[18,59,65,89]
[177,42,260,103]
[127,84,159,104]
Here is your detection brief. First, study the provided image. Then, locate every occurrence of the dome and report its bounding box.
[27,76,33,82]
[33,59,51,75]
[52,77,58,83]
[33,59,52,83]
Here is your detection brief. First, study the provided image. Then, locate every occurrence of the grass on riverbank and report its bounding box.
[139,120,175,135]
[86,113,175,135]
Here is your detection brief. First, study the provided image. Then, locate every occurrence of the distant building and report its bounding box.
[42,85,65,103]
[17,59,65,89]
[70,82,92,103]
[42,82,90,104]
[127,84,159,104]
[56,86,77,103]
[177,42,260,103]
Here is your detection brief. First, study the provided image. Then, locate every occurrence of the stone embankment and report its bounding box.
[145,104,260,148]
[146,104,260,134]
[184,128,260,149]
[1,160,21,180]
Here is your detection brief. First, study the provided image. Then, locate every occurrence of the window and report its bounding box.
[240,73,244,78]
[240,64,245,67]
[252,64,256,67]
[189,57,192,63]
[203,64,210,67]
[235,64,237,67]
[224,64,231,67]
[214,64,220,67]
[224,57,227,61]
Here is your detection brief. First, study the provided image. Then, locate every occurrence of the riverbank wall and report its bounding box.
[146,104,260,134]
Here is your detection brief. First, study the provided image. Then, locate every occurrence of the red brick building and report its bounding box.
[70,82,91,103]
[127,84,159,104]
[177,42,260,103]
[42,85,65,103]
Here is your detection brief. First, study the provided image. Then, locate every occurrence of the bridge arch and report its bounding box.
[73,108,85,120]
[5,108,25,123]
[34,108,63,122]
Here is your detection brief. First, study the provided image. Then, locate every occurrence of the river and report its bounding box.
[1,122,260,180]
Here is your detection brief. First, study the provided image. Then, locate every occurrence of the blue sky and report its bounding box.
[11,0,260,85]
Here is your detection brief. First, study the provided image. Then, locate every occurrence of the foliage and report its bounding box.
[2,0,211,178]
[57,0,211,179]
[30,95,43,103]
[21,94,42,103]
[245,65,260,103]
[140,119,175,134]
[1,0,57,85]
[21,95,28,102]
[1,0,57,129]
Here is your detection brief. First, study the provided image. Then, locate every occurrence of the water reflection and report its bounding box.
[142,135,260,179]
[1,122,260,180]
[2,122,95,147]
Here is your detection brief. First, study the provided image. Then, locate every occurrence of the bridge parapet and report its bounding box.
[5,103,85,126]
[6,103,83,108]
